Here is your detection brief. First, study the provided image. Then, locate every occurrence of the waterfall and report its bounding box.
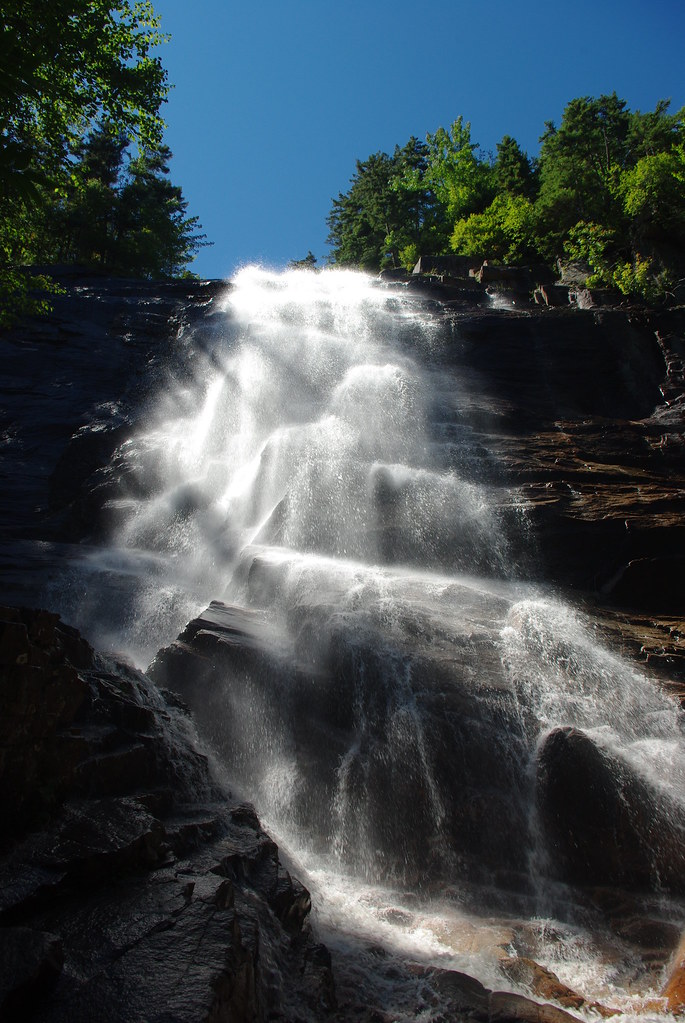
[69,266,685,1013]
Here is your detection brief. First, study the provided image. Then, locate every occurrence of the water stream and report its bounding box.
[63,267,685,1018]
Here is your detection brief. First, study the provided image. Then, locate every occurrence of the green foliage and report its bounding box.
[611,255,670,302]
[493,135,537,198]
[0,266,61,328]
[424,118,493,232]
[563,221,616,286]
[399,243,420,272]
[0,0,207,325]
[326,92,684,303]
[563,222,672,301]
[116,143,207,278]
[451,194,538,263]
[327,139,437,271]
[2,121,208,282]
[327,152,397,270]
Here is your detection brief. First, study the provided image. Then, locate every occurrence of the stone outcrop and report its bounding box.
[148,598,538,889]
[662,933,685,1013]
[0,606,334,1021]
[536,726,685,892]
[433,303,685,628]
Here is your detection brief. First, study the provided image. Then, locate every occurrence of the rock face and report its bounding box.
[437,304,685,623]
[2,272,685,1019]
[0,606,334,1021]
[0,273,225,606]
[536,726,685,892]
[2,272,684,632]
[148,598,535,886]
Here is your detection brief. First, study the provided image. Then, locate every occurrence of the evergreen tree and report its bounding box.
[0,0,208,322]
[116,144,207,278]
[327,151,400,271]
[493,135,537,198]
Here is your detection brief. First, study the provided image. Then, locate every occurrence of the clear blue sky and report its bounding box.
[151,0,685,280]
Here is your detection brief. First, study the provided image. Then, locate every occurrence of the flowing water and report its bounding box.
[64,267,685,1018]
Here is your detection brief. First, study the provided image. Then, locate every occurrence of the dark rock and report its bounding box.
[377,267,411,282]
[556,259,590,286]
[571,287,622,309]
[0,927,63,1021]
[0,607,335,1022]
[489,990,584,1023]
[603,555,685,613]
[413,254,483,276]
[478,263,535,288]
[536,726,685,891]
[534,284,570,306]
[150,599,534,888]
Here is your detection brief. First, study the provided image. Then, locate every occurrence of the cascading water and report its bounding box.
[67,266,685,1017]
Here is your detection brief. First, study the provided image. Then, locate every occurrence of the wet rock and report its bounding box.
[0,608,335,1021]
[411,965,589,1023]
[0,927,63,1020]
[489,990,583,1023]
[500,956,618,1016]
[536,726,685,892]
[662,932,685,1013]
[150,599,534,888]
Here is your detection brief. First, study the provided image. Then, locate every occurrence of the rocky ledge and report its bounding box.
[0,606,334,1021]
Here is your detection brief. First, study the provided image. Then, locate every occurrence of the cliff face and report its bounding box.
[0,274,224,605]
[2,273,685,1019]
[3,274,684,628]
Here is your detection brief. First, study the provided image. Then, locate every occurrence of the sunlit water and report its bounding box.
[61,267,685,1017]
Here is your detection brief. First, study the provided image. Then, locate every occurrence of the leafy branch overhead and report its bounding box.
[327,93,685,301]
[0,0,209,325]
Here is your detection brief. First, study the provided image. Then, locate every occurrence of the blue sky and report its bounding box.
[151,0,685,280]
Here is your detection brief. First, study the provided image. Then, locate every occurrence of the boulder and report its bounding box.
[570,287,622,308]
[0,928,63,1020]
[412,254,483,276]
[536,726,685,892]
[0,608,335,1022]
[500,956,618,1016]
[534,284,571,306]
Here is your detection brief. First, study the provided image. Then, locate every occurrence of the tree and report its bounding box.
[325,94,685,299]
[493,135,537,199]
[536,93,632,256]
[326,144,435,271]
[451,193,539,263]
[424,118,493,241]
[116,143,207,278]
[58,122,129,266]
[327,152,396,270]
[386,137,440,268]
[0,0,171,321]
[0,0,167,193]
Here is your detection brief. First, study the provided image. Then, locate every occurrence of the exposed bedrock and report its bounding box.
[2,276,684,643]
[147,600,532,889]
[0,607,334,1021]
[536,725,685,892]
[148,598,685,901]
